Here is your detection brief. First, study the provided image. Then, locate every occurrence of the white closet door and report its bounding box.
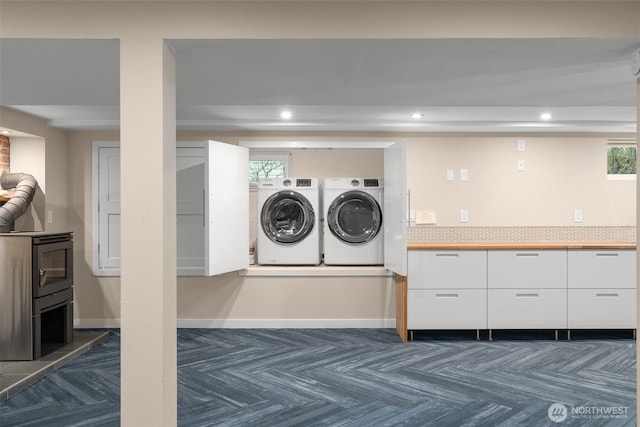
[383,141,407,276]
[205,140,249,276]
[176,144,205,275]
[98,146,121,273]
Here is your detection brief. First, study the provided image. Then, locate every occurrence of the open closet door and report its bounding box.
[205,140,250,276]
[383,141,407,276]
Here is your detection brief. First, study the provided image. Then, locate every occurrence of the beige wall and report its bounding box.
[407,135,637,226]
[0,107,69,232]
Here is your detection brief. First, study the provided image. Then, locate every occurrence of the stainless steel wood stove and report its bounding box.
[0,232,74,360]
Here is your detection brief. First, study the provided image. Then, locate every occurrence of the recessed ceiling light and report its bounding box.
[540,113,552,120]
[280,111,293,120]
[411,113,423,119]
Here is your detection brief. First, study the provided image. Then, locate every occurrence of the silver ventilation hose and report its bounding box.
[0,173,38,233]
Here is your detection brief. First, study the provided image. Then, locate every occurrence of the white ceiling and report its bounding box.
[1,38,639,133]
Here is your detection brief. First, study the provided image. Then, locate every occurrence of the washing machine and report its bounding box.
[323,178,384,265]
[257,177,321,265]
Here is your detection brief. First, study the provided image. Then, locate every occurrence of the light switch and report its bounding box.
[517,139,526,152]
[460,209,469,223]
[446,169,454,181]
[460,169,469,181]
[574,209,583,223]
[517,159,525,171]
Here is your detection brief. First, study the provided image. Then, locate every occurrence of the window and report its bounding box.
[249,152,290,187]
[607,143,636,179]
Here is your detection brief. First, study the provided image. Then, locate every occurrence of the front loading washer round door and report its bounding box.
[261,191,315,245]
[327,190,382,245]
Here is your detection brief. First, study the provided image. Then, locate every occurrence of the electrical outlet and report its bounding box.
[574,209,583,223]
[517,159,525,171]
[446,169,454,181]
[47,210,53,224]
[460,209,469,223]
[460,169,469,181]
[517,139,526,152]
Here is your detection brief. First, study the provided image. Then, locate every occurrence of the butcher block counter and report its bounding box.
[395,242,636,343]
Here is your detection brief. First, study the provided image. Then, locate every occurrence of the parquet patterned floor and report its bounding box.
[0,329,636,426]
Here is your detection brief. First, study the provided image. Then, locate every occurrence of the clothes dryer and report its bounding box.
[323,178,383,265]
[257,177,321,265]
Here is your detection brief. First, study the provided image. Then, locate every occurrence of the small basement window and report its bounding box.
[249,152,290,187]
[607,142,636,179]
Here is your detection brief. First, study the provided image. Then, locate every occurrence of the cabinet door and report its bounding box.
[488,250,567,289]
[568,250,636,289]
[568,289,636,328]
[383,141,407,276]
[488,289,567,329]
[177,144,205,275]
[204,140,249,276]
[408,250,486,289]
[94,141,249,276]
[95,144,121,275]
[408,289,487,329]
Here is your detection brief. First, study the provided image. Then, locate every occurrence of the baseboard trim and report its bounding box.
[177,318,396,329]
[74,319,122,329]
[74,318,395,329]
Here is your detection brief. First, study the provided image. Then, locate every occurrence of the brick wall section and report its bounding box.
[0,135,9,177]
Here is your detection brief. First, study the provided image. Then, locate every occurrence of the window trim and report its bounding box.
[606,141,637,180]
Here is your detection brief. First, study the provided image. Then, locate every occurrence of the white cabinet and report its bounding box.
[405,247,635,339]
[408,250,486,289]
[567,250,636,329]
[487,250,566,289]
[93,140,249,276]
[568,289,636,329]
[568,250,635,288]
[488,289,566,329]
[487,250,567,331]
[407,250,487,331]
[408,289,486,330]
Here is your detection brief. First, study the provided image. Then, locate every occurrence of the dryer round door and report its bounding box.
[327,190,382,245]
[261,191,316,245]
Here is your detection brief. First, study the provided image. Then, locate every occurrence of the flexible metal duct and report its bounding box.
[0,173,38,233]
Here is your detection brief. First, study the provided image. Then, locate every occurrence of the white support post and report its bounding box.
[120,37,177,427]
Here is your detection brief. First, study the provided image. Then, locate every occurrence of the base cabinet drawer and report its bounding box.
[568,250,636,288]
[408,250,487,289]
[488,250,567,289]
[488,289,567,329]
[568,289,636,329]
[408,289,487,330]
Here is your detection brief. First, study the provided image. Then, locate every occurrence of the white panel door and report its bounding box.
[383,142,407,276]
[205,140,249,276]
[97,146,121,273]
[176,144,206,275]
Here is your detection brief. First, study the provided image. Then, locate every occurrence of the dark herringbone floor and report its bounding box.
[0,329,636,426]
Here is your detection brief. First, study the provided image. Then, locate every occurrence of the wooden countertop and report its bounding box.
[408,242,636,250]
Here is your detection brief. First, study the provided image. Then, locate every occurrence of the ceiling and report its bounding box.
[1,38,639,134]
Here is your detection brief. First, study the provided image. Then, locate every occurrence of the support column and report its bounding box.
[120,37,177,426]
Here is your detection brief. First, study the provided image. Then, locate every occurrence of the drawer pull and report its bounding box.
[435,293,459,298]
[516,253,539,257]
[516,293,539,297]
[436,253,459,257]
[595,253,619,257]
[596,293,619,297]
